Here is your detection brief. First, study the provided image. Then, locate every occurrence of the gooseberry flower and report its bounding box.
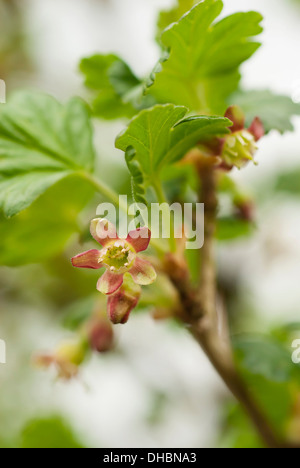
[221,106,264,169]
[34,341,86,380]
[86,315,114,352]
[180,106,264,172]
[71,218,157,296]
[107,274,141,324]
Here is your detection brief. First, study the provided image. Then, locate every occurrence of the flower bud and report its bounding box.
[233,192,255,222]
[234,198,255,222]
[107,274,141,324]
[221,130,258,169]
[55,341,86,366]
[86,316,114,352]
[220,106,264,170]
[34,340,86,380]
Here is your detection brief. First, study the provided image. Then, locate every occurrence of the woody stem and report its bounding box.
[166,167,283,448]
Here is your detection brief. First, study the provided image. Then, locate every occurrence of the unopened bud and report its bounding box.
[220,106,264,170]
[34,340,86,380]
[233,193,255,222]
[221,130,258,169]
[55,341,85,366]
[107,274,141,324]
[87,317,114,352]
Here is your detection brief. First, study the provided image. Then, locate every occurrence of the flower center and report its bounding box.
[222,130,258,169]
[100,240,136,274]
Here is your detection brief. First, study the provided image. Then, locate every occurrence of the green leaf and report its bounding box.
[0,175,94,266]
[157,0,198,37]
[148,0,263,114]
[273,168,300,196]
[219,403,265,448]
[243,379,292,437]
[20,416,86,448]
[115,104,230,199]
[161,164,199,201]
[272,322,300,344]
[219,379,292,449]
[230,90,300,133]
[231,334,299,439]
[0,91,95,217]
[216,217,254,241]
[80,54,154,120]
[92,89,136,120]
[234,335,295,383]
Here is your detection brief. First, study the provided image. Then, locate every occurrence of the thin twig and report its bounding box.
[165,166,284,448]
[198,167,218,321]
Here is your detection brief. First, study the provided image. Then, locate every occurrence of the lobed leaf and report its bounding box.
[234,335,299,383]
[80,54,154,120]
[157,0,198,37]
[0,91,95,217]
[273,168,300,196]
[148,0,263,114]
[0,175,94,266]
[230,89,300,134]
[216,217,254,241]
[115,104,231,198]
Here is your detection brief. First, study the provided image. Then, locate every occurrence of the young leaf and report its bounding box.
[219,379,292,448]
[233,335,299,433]
[219,403,265,448]
[230,90,300,133]
[0,175,94,267]
[80,54,154,120]
[148,0,263,114]
[115,104,231,196]
[273,168,300,196]
[157,0,198,37]
[216,217,254,241]
[234,335,297,383]
[21,416,85,449]
[0,91,95,217]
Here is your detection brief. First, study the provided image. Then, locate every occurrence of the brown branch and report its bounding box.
[198,167,218,321]
[164,166,284,449]
[191,319,282,448]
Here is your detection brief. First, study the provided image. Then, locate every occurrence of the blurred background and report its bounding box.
[0,0,300,448]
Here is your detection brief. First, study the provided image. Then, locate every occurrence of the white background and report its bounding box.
[1,0,300,448]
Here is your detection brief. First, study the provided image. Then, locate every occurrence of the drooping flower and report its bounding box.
[107,274,141,324]
[180,106,264,172]
[86,315,114,352]
[71,218,157,296]
[34,340,86,380]
[221,106,264,169]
